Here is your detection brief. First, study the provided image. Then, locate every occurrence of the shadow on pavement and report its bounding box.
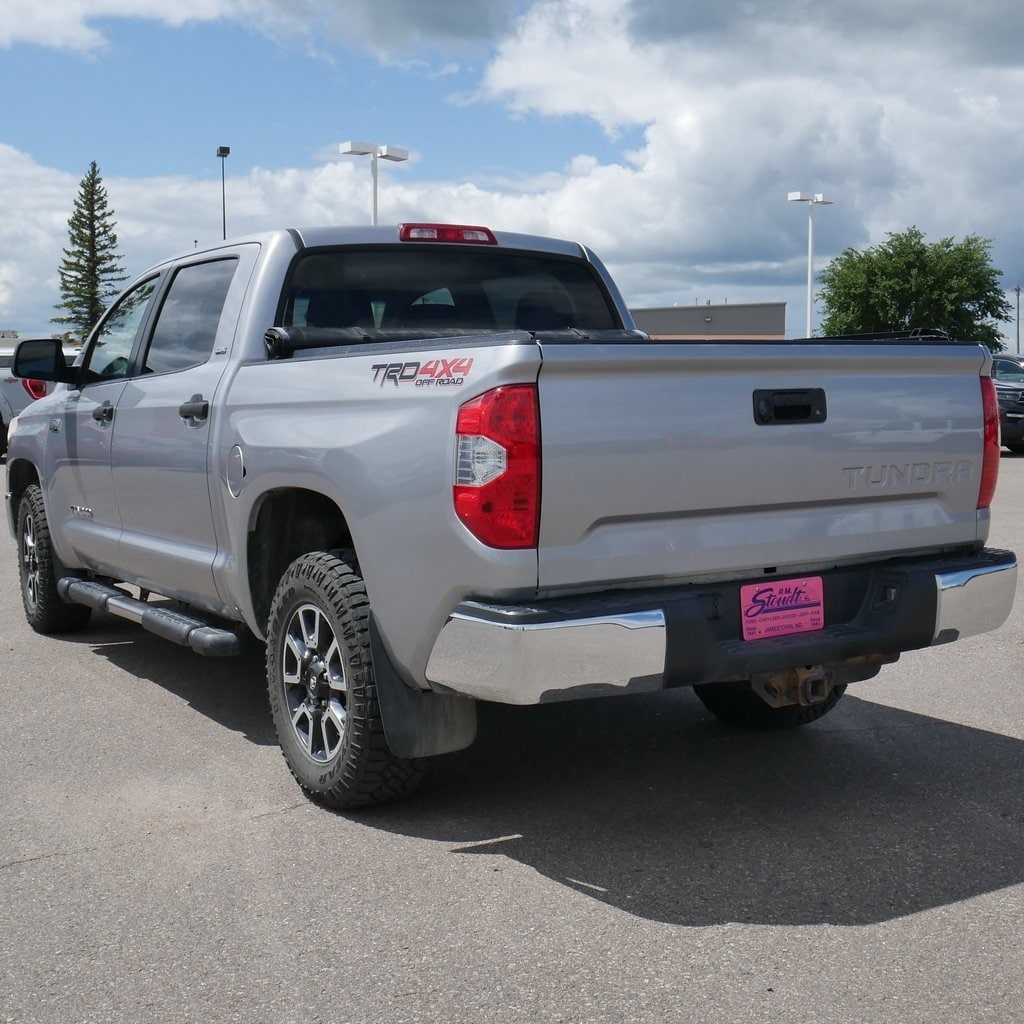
[56,612,275,746]
[51,615,1023,927]
[360,690,1023,928]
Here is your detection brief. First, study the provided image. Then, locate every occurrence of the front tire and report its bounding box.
[265,550,424,809]
[693,680,846,730]
[17,484,91,634]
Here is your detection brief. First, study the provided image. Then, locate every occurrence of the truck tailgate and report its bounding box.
[536,341,991,590]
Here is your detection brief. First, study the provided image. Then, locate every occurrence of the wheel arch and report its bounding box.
[246,487,354,634]
[5,458,41,527]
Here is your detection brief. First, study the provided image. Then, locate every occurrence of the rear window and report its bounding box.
[278,247,619,333]
[143,258,238,375]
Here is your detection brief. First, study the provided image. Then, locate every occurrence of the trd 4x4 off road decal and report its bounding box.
[370,357,474,388]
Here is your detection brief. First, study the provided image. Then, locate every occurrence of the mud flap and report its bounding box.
[369,615,477,758]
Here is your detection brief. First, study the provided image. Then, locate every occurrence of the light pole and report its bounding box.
[217,146,230,240]
[788,191,835,337]
[1015,285,1021,354]
[340,141,409,225]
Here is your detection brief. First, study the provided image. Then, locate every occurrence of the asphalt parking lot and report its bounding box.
[1,457,1022,1024]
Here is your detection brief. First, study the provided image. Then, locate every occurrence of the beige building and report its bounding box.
[630,302,786,340]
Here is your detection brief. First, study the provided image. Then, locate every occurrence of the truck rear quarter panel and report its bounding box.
[217,338,544,685]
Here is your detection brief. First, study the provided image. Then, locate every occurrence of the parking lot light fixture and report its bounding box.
[341,141,410,225]
[217,146,231,240]
[788,191,835,337]
[1015,285,1021,354]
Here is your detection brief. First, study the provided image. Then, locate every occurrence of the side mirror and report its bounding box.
[12,339,78,385]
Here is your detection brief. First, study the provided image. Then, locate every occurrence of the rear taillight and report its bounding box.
[979,375,1000,509]
[22,379,47,401]
[454,385,540,549]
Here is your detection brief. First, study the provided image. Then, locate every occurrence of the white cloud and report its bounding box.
[481,0,653,128]
[0,0,520,53]
[0,140,795,335]
[473,1,1024,300]
[4,0,1024,340]
[0,3,103,50]
[0,0,241,50]
[0,153,395,333]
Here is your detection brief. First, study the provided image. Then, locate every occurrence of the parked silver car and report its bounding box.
[0,345,49,457]
[1,342,81,456]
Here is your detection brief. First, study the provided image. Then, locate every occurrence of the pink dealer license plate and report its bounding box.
[740,576,825,641]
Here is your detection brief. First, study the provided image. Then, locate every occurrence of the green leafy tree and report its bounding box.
[818,226,1012,351]
[52,161,127,339]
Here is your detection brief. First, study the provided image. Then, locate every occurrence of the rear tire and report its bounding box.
[693,680,846,730]
[265,550,425,809]
[17,484,91,634]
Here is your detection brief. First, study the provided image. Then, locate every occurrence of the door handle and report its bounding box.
[178,394,209,422]
[91,400,114,423]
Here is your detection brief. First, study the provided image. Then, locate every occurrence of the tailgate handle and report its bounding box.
[753,388,827,425]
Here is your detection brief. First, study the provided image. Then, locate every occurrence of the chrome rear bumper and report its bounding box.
[933,559,1018,643]
[425,550,1017,705]
[426,606,667,705]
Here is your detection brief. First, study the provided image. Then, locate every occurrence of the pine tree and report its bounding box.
[52,162,127,339]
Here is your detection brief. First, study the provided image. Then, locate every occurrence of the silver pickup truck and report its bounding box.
[5,223,1018,808]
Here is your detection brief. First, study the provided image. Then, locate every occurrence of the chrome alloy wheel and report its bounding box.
[281,603,348,762]
[20,509,41,613]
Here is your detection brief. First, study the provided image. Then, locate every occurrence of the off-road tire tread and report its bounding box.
[17,484,91,634]
[693,681,846,731]
[266,550,424,810]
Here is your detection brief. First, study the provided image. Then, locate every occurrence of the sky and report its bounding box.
[2,0,1024,342]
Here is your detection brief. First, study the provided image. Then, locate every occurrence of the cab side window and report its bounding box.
[144,260,238,375]
[82,278,159,382]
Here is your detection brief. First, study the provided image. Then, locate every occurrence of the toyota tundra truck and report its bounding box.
[5,223,1018,808]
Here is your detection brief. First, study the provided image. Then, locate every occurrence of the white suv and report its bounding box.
[1,344,50,457]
